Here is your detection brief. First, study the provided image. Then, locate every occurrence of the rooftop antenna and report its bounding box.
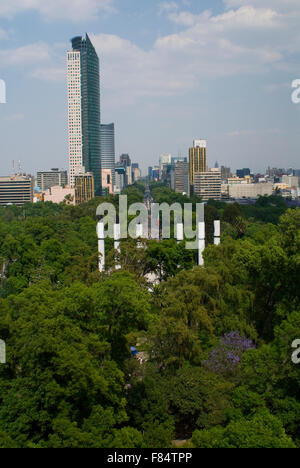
[12,160,15,173]
[18,160,21,174]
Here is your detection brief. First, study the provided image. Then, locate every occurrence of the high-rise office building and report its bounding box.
[119,154,132,185]
[171,161,189,195]
[221,166,232,182]
[152,167,160,182]
[120,154,131,167]
[74,171,95,205]
[126,166,132,185]
[67,34,101,195]
[37,169,68,191]
[194,169,221,201]
[115,166,126,194]
[100,123,115,187]
[189,139,207,187]
[159,154,172,173]
[171,156,186,166]
[0,175,34,206]
[132,164,141,183]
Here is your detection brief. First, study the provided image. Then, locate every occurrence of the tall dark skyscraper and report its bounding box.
[67,34,101,195]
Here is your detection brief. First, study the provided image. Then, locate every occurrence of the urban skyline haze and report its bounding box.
[0,0,300,176]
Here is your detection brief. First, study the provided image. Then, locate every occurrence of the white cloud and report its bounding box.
[211,6,279,28]
[224,0,300,13]
[0,41,66,84]
[167,10,211,26]
[87,1,300,104]
[0,42,51,66]
[0,0,115,22]
[158,2,178,16]
[2,0,300,105]
[31,66,65,82]
[167,5,279,28]
[91,33,192,100]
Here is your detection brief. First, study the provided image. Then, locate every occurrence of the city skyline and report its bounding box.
[0,0,300,176]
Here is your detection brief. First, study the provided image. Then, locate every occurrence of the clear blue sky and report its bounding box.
[0,0,299,176]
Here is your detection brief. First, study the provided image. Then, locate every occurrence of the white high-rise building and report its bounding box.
[159,154,172,172]
[67,49,83,188]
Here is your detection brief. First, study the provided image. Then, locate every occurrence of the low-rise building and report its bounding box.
[44,186,75,204]
[102,169,114,195]
[37,169,68,191]
[274,183,290,192]
[228,176,247,185]
[282,175,299,188]
[228,182,273,199]
[291,187,300,199]
[0,174,34,206]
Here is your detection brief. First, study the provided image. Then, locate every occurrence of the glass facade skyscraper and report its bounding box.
[100,123,115,187]
[67,34,101,195]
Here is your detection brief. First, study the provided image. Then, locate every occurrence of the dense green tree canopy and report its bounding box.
[0,186,299,448]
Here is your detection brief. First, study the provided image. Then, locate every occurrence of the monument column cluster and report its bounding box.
[97,219,221,273]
